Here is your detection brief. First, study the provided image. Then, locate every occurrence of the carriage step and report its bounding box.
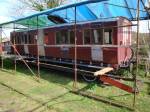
[99,75,138,93]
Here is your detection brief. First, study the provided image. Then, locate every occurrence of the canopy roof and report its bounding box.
[0,0,149,29]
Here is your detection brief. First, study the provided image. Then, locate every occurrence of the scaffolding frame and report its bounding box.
[0,0,149,110]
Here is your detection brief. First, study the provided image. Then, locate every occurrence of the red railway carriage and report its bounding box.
[10,17,133,70]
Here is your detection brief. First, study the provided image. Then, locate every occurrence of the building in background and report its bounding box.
[0,38,11,54]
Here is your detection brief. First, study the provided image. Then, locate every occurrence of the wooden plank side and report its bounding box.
[94,67,113,76]
[100,75,135,93]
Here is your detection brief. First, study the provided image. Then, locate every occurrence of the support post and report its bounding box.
[0,27,3,69]
[13,23,16,74]
[133,0,140,108]
[147,16,150,77]
[73,4,77,89]
[37,16,40,80]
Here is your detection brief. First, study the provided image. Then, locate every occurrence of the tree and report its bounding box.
[9,0,67,18]
[18,0,66,11]
[9,0,83,18]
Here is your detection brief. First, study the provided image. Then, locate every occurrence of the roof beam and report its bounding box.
[104,2,146,12]
[140,0,150,17]
[124,0,134,19]
[84,5,98,19]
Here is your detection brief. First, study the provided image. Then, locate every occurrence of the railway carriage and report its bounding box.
[10,16,133,71]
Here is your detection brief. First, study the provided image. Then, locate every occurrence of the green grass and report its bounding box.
[0,59,150,112]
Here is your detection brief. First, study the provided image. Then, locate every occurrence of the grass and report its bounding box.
[0,58,150,112]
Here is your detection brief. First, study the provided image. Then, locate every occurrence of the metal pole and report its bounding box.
[133,0,140,108]
[148,19,150,38]
[148,18,150,76]
[37,16,40,80]
[13,23,17,74]
[73,4,77,88]
[0,27,3,69]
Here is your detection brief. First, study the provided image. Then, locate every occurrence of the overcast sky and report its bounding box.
[0,0,77,23]
[0,0,12,23]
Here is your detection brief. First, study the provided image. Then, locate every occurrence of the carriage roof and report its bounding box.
[13,16,132,33]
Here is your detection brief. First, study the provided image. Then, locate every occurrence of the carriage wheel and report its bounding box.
[82,74,97,82]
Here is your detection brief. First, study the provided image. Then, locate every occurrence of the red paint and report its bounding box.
[28,45,38,56]
[117,18,132,65]
[10,17,133,69]
[0,44,2,53]
[103,47,118,64]
[77,30,83,45]
[100,75,136,93]
[45,47,61,58]
[44,29,55,45]
[16,45,25,55]
[69,47,91,61]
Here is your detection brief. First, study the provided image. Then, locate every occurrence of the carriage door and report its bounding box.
[91,29,103,61]
[37,29,45,56]
[60,30,69,58]
[24,45,29,54]
[23,33,29,55]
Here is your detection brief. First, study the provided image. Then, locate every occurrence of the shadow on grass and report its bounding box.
[144,81,150,95]
[28,93,84,112]
[1,59,85,90]
[1,59,134,111]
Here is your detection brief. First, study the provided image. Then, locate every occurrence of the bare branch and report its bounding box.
[18,0,66,11]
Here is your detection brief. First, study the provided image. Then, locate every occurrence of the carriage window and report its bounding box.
[14,33,17,44]
[44,33,49,44]
[123,27,128,45]
[15,35,19,44]
[18,35,21,44]
[56,32,62,44]
[14,36,16,44]
[16,35,20,44]
[15,35,17,44]
[33,35,37,44]
[104,29,112,44]
[24,34,28,44]
[69,31,75,44]
[56,30,69,44]
[92,29,103,44]
[28,34,32,44]
[84,29,91,44]
[21,34,25,44]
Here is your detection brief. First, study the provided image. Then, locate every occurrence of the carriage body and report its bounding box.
[10,17,133,69]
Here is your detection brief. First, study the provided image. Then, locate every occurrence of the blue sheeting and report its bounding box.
[49,0,149,23]
[0,0,149,27]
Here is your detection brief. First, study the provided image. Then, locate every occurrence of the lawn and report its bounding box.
[0,59,150,112]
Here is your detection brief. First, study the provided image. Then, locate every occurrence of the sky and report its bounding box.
[0,0,38,22]
[0,0,77,23]
[0,0,12,23]
[0,0,149,34]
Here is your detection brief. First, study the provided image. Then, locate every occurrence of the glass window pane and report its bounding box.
[84,29,91,44]
[92,29,103,44]
[61,30,68,44]
[56,32,61,44]
[28,34,31,44]
[70,31,75,44]
[24,34,27,44]
[104,29,112,44]
[56,30,69,44]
